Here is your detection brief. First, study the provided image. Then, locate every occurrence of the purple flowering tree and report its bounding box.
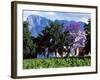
[63,21,86,56]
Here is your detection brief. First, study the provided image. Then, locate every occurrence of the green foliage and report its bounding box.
[33,20,70,58]
[42,20,70,47]
[84,19,91,32]
[23,21,37,56]
[84,19,91,55]
[23,56,91,69]
[48,21,62,46]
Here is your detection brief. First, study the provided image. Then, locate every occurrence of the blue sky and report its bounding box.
[23,10,90,24]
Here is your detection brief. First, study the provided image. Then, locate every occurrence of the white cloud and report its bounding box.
[48,12,55,15]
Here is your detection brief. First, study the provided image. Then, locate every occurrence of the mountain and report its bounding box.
[78,21,85,31]
[56,20,68,25]
[26,15,86,37]
[27,15,50,37]
[63,21,86,32]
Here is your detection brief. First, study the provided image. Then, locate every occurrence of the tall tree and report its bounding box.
[84,19,91,55]
[48,21,70,57]
[23,21,37,59]
[64,21,87,56]
[34,20,70,58]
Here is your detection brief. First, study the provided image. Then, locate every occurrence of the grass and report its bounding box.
[23,56,91,69]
